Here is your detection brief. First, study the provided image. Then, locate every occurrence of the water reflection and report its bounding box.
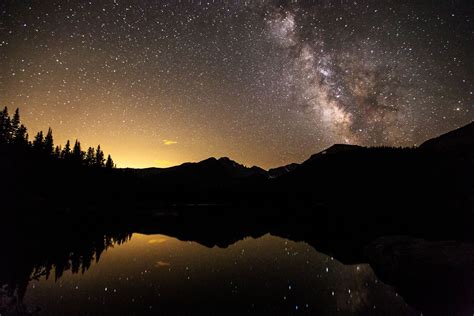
[0,231,132,315]
[8,233,418,315]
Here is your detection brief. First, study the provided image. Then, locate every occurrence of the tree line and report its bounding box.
[0,107,115,168]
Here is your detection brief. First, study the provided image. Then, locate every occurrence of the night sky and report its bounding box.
[1,0,472,168]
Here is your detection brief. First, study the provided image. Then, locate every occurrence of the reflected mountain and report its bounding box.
[1,215,473,315]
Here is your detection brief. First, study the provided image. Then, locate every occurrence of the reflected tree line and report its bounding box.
[0,107,115,168]
[0,231,132,315]
[32,233,132,281]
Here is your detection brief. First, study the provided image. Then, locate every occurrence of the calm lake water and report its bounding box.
[16,233,420,315]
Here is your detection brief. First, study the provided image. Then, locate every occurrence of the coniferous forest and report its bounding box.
[1,106,128,214]
[0,107,114,169]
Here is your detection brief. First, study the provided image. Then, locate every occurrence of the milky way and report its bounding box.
[264,2,471,145]
[0,0,472,168]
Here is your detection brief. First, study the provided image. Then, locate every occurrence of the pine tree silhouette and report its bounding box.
[54,145,61,157]
[14,124,28,145]
[32,131,44,151]
[11,108,20,137]
[44,128,54,154]
[105,154,114,169]
[62,140,71,159]
[0,106,12,143]
[95,145,105,167]
[85,147,95,166]
[72,140,84,164]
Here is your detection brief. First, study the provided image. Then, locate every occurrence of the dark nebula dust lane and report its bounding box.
[0,0,472,168]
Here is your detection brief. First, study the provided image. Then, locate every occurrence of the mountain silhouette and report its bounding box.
[122,121,473,190]
[165,157,267,178]
[127,156,267,182]
[128,156,295,182]
[284,121,473,180]
[305,144,363,163]
[268,163,299,178]
[420,121,474,151]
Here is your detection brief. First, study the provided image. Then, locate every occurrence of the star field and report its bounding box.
[1,0,472,168]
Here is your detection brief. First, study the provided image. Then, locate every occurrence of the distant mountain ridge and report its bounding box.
[126,156,290,180]
[124,121,474,182]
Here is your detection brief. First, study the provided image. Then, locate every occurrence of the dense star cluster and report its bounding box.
[0,0,472,168]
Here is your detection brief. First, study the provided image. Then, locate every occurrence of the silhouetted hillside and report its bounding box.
[305,144,363,163]
[270,121,474,239]
[420,121,474,151]
[128,157,286,179]
[144,156,267,179]
[268,163,299,178]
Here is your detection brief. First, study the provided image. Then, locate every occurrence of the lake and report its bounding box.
[5,233,421,315]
